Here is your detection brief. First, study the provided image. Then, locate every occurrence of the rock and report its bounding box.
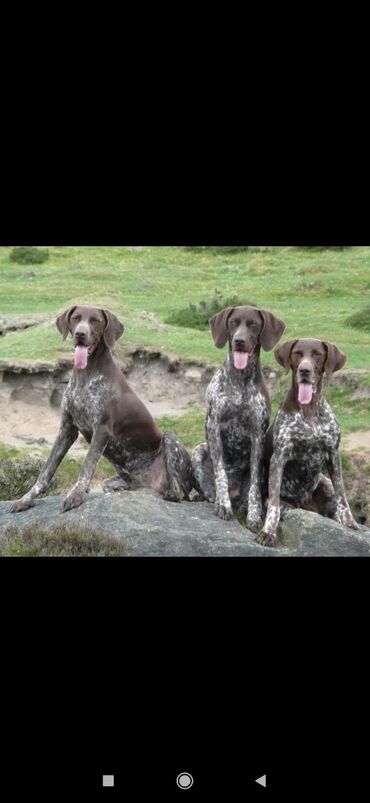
[279,509,370,556]
[0,492,369,557]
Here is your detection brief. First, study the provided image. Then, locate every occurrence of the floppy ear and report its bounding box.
[274,339,298,372]
[323,341,347,377]
[56,307,77,340]
[259,309,286,351]
[102,310,124,348]
[209,307,234,348]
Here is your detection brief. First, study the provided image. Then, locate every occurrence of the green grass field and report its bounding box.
[1,245,370,446]
[1,245,370,366]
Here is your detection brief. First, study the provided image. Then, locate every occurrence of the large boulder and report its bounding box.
[0,491,369,556]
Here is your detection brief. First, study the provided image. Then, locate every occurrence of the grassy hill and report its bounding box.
[1,245,370,367]
[1,245,370,450]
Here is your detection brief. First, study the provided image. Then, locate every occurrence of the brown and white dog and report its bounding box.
[192,305,285,528]
[257,337,360,546]
[11,306,192,513]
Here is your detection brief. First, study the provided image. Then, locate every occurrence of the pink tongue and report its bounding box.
[74,345,88,370]
[298,383,313,404]
[234,351,249,370]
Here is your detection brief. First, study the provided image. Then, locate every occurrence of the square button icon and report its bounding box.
[102,775,115,787]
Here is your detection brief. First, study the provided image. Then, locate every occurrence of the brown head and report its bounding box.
[209,305,285,371]
[56,305,124,370]
[274,337,347,405]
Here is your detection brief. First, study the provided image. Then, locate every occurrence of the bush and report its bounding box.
[0,456,58,501]
[182,246,269,254]
[345,306,370,332]
[165,290,255,330]
[0,521,127,557]
[9,246,49,264]
[296,246,350,251]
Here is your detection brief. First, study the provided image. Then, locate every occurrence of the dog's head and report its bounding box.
[274,337,347,405]
[56,306,124,370]
[210,305,285,370]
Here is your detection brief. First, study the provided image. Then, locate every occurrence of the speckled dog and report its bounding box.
[256,338,360,546]
[192,305,285,528]
[11,306,192,513]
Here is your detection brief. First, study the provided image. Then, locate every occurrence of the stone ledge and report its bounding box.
[0,491,369,557]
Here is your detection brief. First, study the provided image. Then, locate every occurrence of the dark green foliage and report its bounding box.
[9,246,49,264]
[296,246,350,251]
[345,306,370,332]
[0,521,127,557]
[0,456,57,501]
[165,290,255,330]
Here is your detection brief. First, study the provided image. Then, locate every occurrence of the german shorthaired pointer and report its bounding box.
[256,337,360,546]
[191,305,285,529]
[11,306,192,513]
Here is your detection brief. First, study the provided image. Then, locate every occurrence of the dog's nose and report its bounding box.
[75,329,87,341]
[234,337,246,349]
[298,360,313,377]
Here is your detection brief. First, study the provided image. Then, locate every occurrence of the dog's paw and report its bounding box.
[10,496,35,513]
[255,530,278,547]
[240,502,263,532]
[162,488,183,502]
[214,500,233,520]
[335,508,361,530]
[246,516,264,533]
[62,487,86,512]
[102,476,129,493]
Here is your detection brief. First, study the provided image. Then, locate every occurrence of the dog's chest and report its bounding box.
[207,372,269,449]
[275,403,340,461]
[62,375,111,431]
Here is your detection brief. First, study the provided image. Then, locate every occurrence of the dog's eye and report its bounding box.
[90,317,98,323]
[246,321,257,328]
[293,351,303,358]
[313,351,323,358]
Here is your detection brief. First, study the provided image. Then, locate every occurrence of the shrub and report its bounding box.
[0,456,58,501]
[0,521,127,557]
[345,306,370,332]
[296,246,350,251]
[165,290,255,330]
[9,246,49,264]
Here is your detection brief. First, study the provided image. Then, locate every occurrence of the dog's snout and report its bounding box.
[298,359,314,377]
[234,337,246,349]
[74,322,90,342]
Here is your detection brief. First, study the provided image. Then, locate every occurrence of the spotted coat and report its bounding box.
[257,338,359,546]
[192,353,270,527]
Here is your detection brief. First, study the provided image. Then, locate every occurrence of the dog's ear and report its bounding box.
[102,310,124,348]
[323,341,347,377]
[259,309,286,351]
[209,307,234,348]
[56,307,77,340]
[274,339,298,372]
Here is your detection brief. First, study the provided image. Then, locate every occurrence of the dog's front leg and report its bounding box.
[207,419,232,521]
[325,447,360,530]
[241,431,265,531]
[62,424,110,512]
[256,449,290,547]
[11,415,79,513]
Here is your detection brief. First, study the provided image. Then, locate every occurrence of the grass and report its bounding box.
[0,443,116,501]
[1,245,370,369]
[0,522,126,557]
[0,245,369,459]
